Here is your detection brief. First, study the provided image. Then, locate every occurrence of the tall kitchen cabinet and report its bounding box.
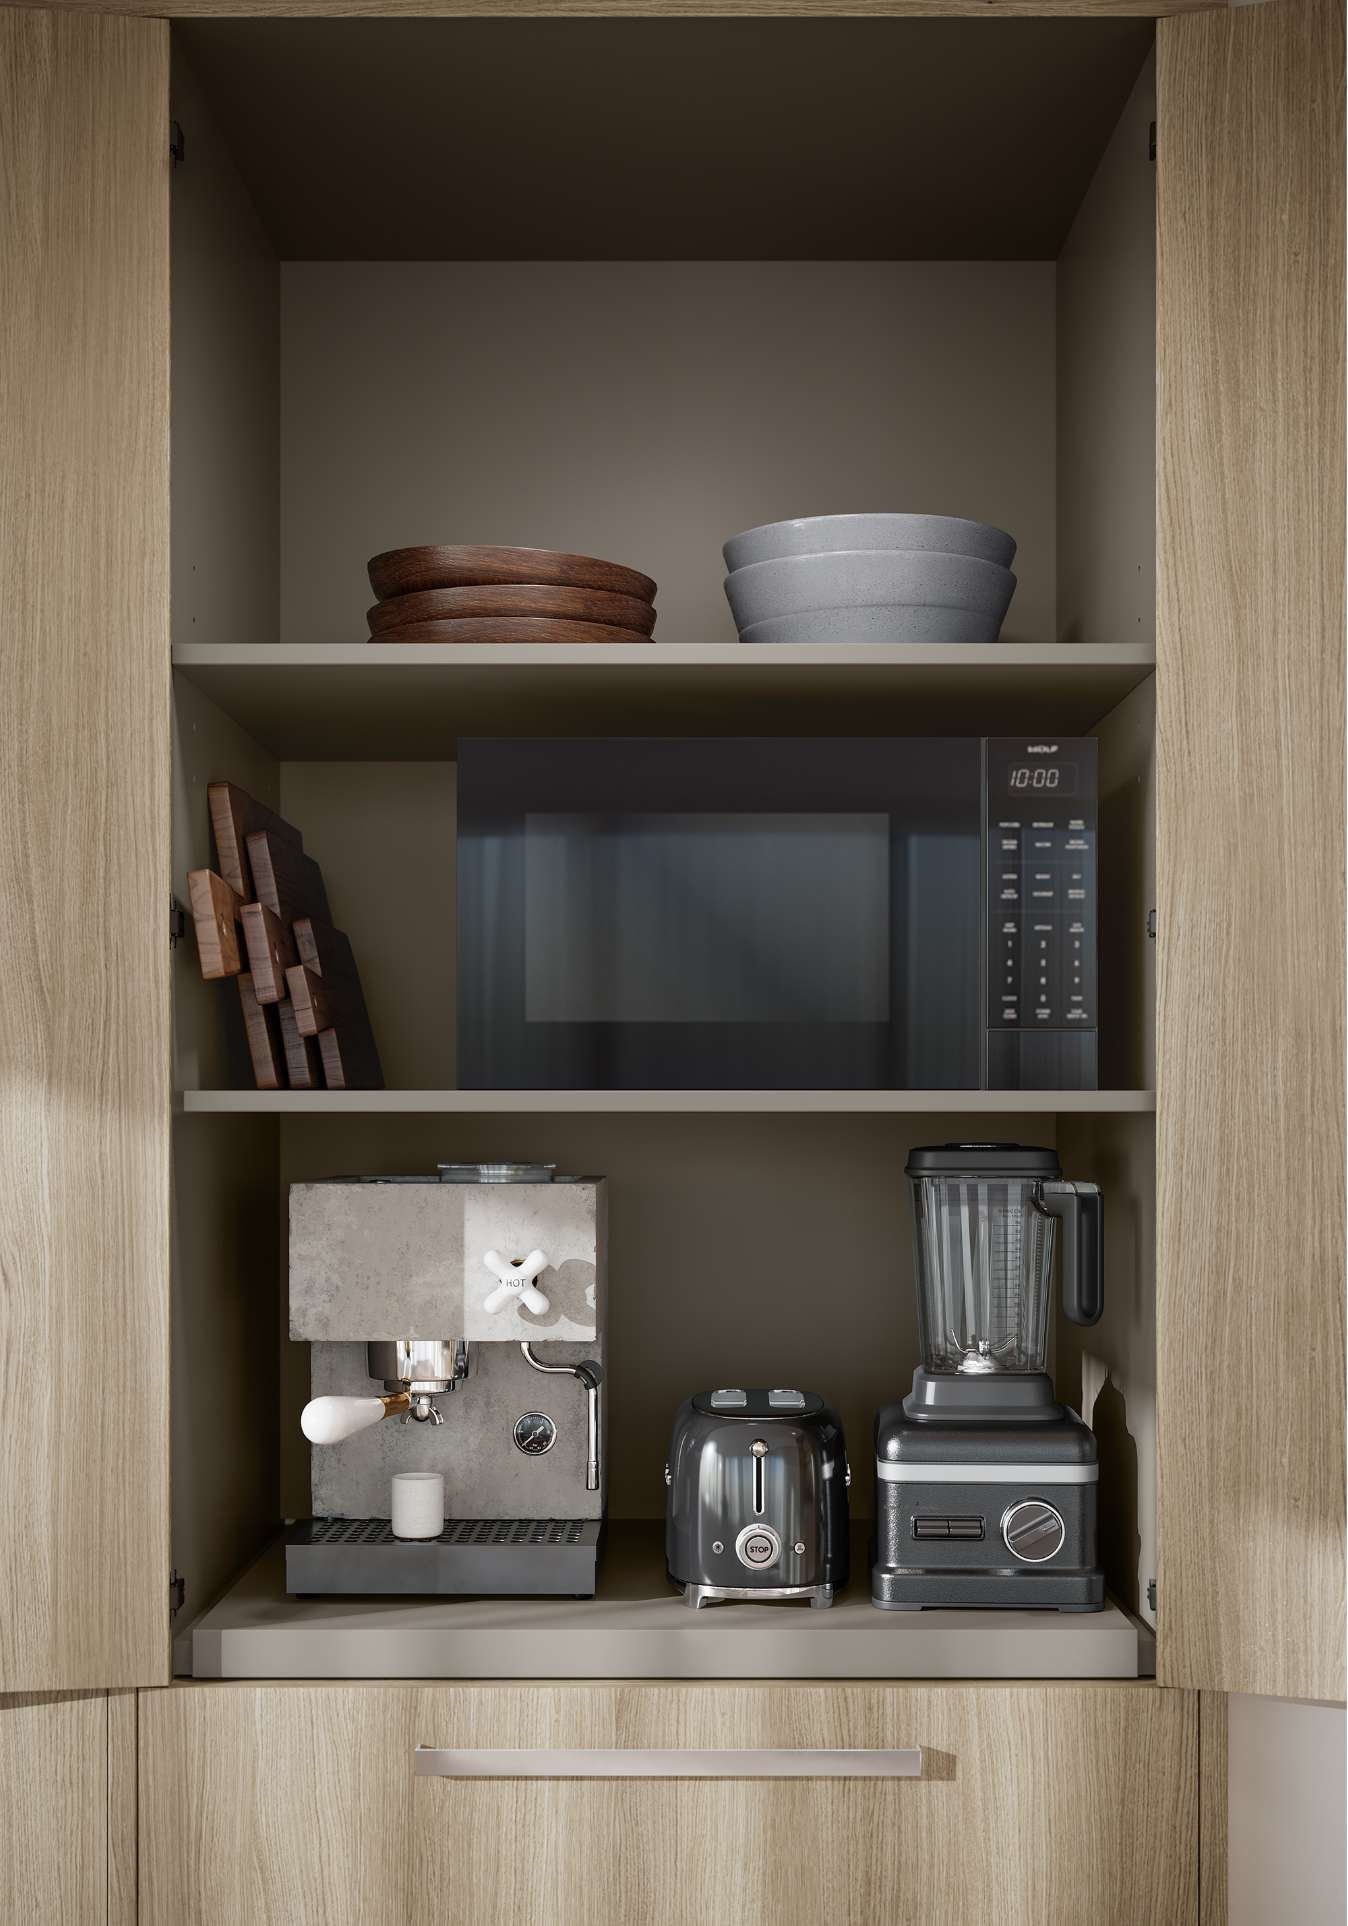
[0,0,1341,1920]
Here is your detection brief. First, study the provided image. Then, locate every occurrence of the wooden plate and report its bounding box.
[368,543,657,603]
[368,616,655,646]
[367,583,656,637]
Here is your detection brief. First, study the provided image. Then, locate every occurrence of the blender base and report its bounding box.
[871,1569,1105,1611]
[872,1397,1105,1613]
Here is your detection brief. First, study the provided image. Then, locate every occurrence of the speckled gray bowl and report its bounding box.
[723,513,1016,574]
[740,605,1007,645]
[724,548,1017,639]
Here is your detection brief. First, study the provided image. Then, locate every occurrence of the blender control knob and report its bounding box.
[1001,1500,1066,1564]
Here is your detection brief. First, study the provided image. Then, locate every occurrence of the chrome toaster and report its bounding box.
[664,1388,850,1609]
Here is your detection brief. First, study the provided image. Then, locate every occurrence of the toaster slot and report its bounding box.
[911,1515,985,1540]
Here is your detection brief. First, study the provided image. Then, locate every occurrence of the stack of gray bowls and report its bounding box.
[722,514,1018,644]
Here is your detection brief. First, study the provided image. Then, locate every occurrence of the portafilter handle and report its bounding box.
[300,1391,411,1444]
[1035,1182,1104,1326]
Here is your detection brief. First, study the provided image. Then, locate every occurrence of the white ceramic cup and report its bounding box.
[391,1470,445,1540]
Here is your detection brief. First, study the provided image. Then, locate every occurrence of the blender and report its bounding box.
[872,1143,1105,1610]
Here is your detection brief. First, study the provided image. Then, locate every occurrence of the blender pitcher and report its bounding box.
[906,1144,1102,1382]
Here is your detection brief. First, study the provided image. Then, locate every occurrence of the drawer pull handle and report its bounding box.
[414,1746,922,1780]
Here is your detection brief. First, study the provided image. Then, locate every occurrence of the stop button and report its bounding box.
[735,1524,782,1569]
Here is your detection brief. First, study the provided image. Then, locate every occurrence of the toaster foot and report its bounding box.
[680,1582,836,1610]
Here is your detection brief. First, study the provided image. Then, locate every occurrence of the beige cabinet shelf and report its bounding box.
[171,641,1156,758]
[178,1087,1156,1115]
[180,1527,1148,1683]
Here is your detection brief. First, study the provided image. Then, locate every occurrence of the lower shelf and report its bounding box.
[182,1523,1151,1682]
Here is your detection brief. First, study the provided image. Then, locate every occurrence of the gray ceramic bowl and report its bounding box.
[723,513,1016,574]
[740,605,1007,645]
[724,548,1017,636]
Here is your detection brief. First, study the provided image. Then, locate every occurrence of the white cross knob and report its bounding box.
[482,1247,551,1317]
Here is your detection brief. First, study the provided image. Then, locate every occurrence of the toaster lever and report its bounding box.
[751,1437,768,1515]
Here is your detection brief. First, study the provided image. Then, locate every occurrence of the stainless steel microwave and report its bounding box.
[457,737,1098,1090]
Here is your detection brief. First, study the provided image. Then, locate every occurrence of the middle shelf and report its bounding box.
[178,1088,1157,1114]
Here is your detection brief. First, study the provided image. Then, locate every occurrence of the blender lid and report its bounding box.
[905,1142,1061,1177]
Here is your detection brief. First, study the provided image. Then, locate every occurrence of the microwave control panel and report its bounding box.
[984,738,1098,1032]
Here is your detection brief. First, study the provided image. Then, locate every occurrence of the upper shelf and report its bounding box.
[171,642,1156,759]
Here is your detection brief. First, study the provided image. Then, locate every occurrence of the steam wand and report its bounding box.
[520,1343,604,1492]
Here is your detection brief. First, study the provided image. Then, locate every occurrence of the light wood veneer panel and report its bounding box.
[0,14,171,1687]
[0,1,1224,17]
[139,1684,413,1925]
[1198,1691,1228,1926]
[1155,0,1346,1701]
[139,1683,1196,1926]
[0,1691,108,1917]
[410,1685,1198,1926]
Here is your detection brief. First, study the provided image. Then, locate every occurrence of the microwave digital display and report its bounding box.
[1005,763,1077,794]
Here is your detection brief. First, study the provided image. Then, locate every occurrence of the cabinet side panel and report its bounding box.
[0,1692,108,1918]
[1155,0,1346,1699]
[0,14,171,1687]
[1056,43,1156,651]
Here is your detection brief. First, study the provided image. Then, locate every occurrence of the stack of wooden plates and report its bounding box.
[366,544,657,644]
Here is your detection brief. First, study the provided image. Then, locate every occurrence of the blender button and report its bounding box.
[793,1542,806,1556]
[712,1541,724,1555]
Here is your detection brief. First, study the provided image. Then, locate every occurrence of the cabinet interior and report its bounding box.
[167,18,1159,1663]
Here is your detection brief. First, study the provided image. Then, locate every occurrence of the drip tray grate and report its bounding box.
[307,1518,588,1548]
[286,1517,603,1597]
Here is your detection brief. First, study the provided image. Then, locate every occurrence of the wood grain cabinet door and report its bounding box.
[139,1682,1199,1926]
[413,1685,1200,1926]
[0,10,171,1690]
[1155,0,1346,1702]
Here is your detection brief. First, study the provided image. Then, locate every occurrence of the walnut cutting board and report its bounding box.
[208,781,302,901]
[236,972,284,1091]
[240,901,298,1004]
[187,869,244,979]
[246,829,331,925]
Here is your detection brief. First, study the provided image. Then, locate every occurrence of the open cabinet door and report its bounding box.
[1155,0,1345,1701]
[0,11,170,1689]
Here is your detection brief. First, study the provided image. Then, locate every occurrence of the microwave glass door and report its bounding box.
[457,739,982,1090]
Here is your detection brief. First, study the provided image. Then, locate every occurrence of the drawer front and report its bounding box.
[139,1682,1197,1926]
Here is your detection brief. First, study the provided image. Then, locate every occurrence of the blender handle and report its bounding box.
[1038,1187,1104,1326]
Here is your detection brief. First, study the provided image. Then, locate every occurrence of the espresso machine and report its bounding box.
[872,1144,1105,1610]
[286,1165,607,1595]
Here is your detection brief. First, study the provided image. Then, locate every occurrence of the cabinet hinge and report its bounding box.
[169,896,187,949]
[1146,908,1157,941]
[169,1569,186,1618]
[1148,121,1156,163]
[170,121,185,167]
[1146,1577,1157,1613]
